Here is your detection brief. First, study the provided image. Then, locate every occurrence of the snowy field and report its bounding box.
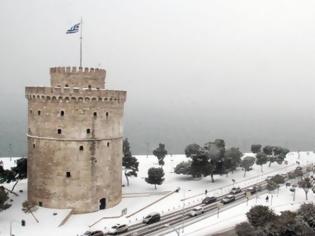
[0,152,314,236]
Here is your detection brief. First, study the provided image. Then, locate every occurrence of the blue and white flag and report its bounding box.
[66,23,80,34]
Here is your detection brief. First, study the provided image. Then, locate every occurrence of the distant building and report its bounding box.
[25,67,126,213]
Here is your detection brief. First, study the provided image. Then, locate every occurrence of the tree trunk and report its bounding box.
[211,173,214,183]
[154,184,157,190]
[124,171,129,186]
[305,189,309,200]
[261,165,263,173]
[269,161,272,167]
[11,179,20,192]
[243,170,246,177]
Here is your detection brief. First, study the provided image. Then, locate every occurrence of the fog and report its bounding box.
[1,0,315,156]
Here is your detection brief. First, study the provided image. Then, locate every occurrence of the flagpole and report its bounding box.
[80,17,83,68]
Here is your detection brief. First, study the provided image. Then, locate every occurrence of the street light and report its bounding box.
[10,219,24,236]
[164,224,180,236]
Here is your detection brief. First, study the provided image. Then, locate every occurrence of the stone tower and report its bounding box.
[25,67,126,213]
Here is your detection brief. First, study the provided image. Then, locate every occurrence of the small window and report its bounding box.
[38,202,43,206]
[57,129,62,134]
[107,142,110,147]
[93,112,97,117]
[106,112,109,119]
[86,129,91,134]
[66,172,71,178]
[60,111,64,116]
[38,110,41,116]
[65,84,69,87]
[88,85,92,89]
[33,144,35,149]
[79,146,84,151]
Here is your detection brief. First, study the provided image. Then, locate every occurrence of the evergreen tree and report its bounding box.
[145,167,165,190]
[298,177,313,200]
[174,161,191,175]
[0,186,9,211]
[251,144,262,154]
[223,147,242,173]
[246,205,276,228]
[240,156,255,177]
[235,222,258,236]
[297,203,315,230]
[153,143,168,166]
[255,152,268,172]
[122,139,139,186]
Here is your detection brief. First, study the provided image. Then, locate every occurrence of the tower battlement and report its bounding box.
[25,86,126,103]
[50,66,106,89]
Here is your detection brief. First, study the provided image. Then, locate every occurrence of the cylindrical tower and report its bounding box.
[26,66,127,213]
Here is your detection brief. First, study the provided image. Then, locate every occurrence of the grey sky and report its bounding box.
[1,0,315,156]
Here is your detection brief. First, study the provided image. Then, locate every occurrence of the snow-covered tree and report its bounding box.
[251,144,262,154]
[145,167,165,190]
[174,161,191,175]
[255,152,268,172]
[153,143,168,166]
[298,177,313,200]
[240,156,255,177]
[122,139,139,186]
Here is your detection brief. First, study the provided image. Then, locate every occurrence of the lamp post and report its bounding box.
[10,220,22,236]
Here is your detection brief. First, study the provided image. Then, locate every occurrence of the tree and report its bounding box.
[297,203,315,230]
[153,143,168,166]
[270,174,285,184]
[235,222,257,236]
[251,144,262,154]
[294,168,303,180]
[224,147,242,174]
[145,167,165,189]
[298,177,312,200]
[256,152,268,172]
[185,143,201,157]
[174,161,191,175]
[0,157,27,192]
[240,156,255,177]
[263,146,273,156]
[122,139,139,186]
[266,180,279,193]
[246,205,276,227]
[0,186,9,211]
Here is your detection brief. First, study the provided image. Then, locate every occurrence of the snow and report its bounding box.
[0,151,314,236]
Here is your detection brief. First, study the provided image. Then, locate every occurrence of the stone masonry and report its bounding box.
[25,66,127,213]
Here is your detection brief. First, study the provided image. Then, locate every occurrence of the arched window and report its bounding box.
[60,111,64,117]
[79,146,84,151]
[86,128,91,134]
[57,129,62,134]
[93,112,97,117]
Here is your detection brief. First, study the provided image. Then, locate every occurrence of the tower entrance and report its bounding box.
[99,198,106,210]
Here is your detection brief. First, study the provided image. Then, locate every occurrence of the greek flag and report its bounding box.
[66,23,80,34]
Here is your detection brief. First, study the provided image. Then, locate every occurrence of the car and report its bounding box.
[296,166,303,171]
[230,187,242,194]
[246,186,257,194]
[143,212,161,224]
[221,195,236,204]
[81,231,104,236]
[286,182,291,187]
[107,224,128,235]
[188,206,204,217]
[202,196,217,205]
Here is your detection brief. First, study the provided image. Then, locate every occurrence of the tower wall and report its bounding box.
[26,67,126,213]
[50,67,106,89]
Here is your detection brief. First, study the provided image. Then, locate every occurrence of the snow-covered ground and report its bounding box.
[0,152,314,236]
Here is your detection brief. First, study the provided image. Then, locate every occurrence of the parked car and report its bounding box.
[230,187,242,194]
[143,212,161,224]
[188,206,205,217]
[221,195,236,204]
[286,182,291,187]
[202,196,217,205]
[247,186,257,194]
[108,224,128,235]
[81,231,104,236]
